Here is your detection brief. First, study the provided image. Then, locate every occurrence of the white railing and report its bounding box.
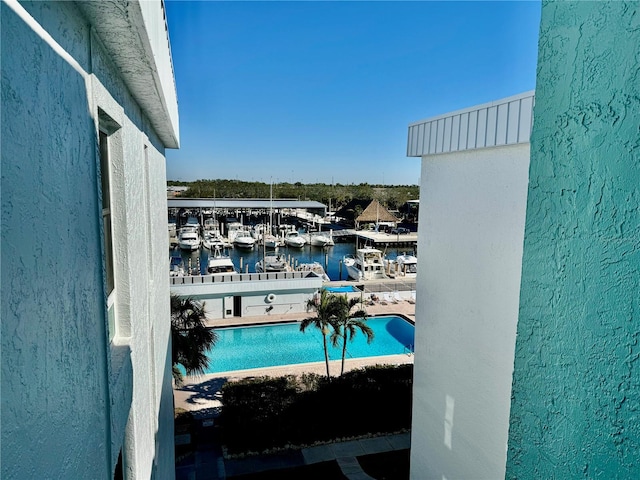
[170,271,321,285]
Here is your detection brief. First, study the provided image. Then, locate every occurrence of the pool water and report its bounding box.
[202,315,414,374]
[324,285,359,293]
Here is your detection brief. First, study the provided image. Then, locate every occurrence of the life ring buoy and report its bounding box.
[266,293,276,303]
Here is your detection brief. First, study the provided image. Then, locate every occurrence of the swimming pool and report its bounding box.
[200,315,414,374]
[324,285,360,293]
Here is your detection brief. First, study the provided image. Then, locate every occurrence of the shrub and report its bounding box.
[219,364,413,454]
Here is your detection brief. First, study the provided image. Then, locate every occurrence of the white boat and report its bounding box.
[178,227,200,251]
[252,223,267,239]
[342,254,356,267]
[345,247,388,281]
[255,252,291,273]
[169,256,185,277]
[225,220,244,243]
[233,230,256,249]
[284,231,306,248]
[262,234,282,249]
[207,248,238,275]
[309,231,334,247]
[278,224,297,237]
[185,216,200,230]
[395,253,418,277]
[296,262,330,281]
[212,232,230,249]
[201,231,213,249]
[203,217,220,232]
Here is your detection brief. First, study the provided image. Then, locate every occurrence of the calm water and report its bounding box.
[171,239,413,281]
[202,315,415,374]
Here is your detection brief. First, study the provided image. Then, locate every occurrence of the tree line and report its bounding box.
[168,178,419,211]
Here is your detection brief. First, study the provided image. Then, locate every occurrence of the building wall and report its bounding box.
[410,143,530,479]
[1,2,110,477]
[1,1,175,478]
[506,1,640,478]
[170,276,323,318]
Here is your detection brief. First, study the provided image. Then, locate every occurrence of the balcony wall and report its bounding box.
[409,138,530,479]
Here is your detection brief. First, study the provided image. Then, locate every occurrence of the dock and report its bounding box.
[329,229,417,248]
[354,231,418,248]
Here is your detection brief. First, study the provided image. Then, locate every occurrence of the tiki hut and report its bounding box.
[354,199,400,230]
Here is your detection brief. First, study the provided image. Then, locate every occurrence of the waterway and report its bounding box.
[170,240,415,281]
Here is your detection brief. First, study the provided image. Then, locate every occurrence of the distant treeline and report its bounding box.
[167,179,419,211]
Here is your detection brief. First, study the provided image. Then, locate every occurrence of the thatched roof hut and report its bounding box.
[354,199,399,229]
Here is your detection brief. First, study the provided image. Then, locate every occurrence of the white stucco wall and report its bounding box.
[171,275,324,319]
[1,1,176,478]
[409,143,530,479]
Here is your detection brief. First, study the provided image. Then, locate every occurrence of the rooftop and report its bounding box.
[407,90,535,157]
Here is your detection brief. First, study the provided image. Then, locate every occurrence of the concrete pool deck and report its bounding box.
[203,294,416,328]
[175,299,415,413]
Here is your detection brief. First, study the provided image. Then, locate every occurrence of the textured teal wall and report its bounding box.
[507,1,639,478]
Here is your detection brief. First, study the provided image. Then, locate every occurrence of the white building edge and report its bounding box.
[171,272,325,319]
[2,1,178,478]
[407,91,534,479]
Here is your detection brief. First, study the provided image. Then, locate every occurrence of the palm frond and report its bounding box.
[171,294,217,377]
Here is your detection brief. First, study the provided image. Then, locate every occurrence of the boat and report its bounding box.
[394,253,418,277]
[207,247,238,275]
[342,254,356,267]
[201,231,213,249]
[284,231,306,248]
[345,247,388,281]
[212,232,230,249]
[309,231,334,247]
[184,216,200,230]
[255,252,292,273]
[233,230,256,249]
[203,217,220,232]
[169,256,185,277]
[262,233,283,249]
[168,221,178,247]
[296,262,330,281]
[225,219,244,243]
[278,224,297,237]
[178,227,200,251]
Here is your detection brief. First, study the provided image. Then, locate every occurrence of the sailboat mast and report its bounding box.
[264,179,272,265]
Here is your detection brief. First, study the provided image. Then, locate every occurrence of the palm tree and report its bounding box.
[171,294,217,386]
[300,288,340,380]
[331,294,373,376]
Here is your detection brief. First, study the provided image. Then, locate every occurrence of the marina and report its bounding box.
[168,199,419,321]
[170,238,417,281]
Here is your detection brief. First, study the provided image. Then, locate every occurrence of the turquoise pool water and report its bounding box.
[202,315,414,374]
[324,285,359,293]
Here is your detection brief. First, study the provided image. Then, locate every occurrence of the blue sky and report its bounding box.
[165,1,541,185]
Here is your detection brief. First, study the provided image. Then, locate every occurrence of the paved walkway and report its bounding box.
[176,431,410,479]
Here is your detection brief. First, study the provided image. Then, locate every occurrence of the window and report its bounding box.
[98,109,121,341]
[99,130,115,295]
